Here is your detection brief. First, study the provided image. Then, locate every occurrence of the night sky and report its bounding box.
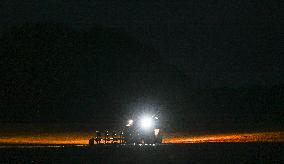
[0,1,283,132]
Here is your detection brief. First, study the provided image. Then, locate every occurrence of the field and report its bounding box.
[0,131,283,163]
[0,143,283,163]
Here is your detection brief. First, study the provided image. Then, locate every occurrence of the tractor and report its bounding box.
[89,113,163,145]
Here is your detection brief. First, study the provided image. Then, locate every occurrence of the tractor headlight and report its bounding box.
[139,116,154,130]
[126,119,134,126]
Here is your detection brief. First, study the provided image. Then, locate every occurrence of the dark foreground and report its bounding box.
[0,143,283,164]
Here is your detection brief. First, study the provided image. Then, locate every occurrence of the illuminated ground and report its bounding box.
[163,131,284,143]
[0,131,283,145]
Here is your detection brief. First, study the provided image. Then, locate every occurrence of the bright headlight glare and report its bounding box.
[140,116,153,129]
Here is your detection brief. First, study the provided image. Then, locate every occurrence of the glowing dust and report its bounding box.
[0,131,283,145]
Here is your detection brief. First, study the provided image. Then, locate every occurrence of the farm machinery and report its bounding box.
[89,113,163,145]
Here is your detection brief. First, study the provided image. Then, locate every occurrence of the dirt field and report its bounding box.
[0,143,283,163]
